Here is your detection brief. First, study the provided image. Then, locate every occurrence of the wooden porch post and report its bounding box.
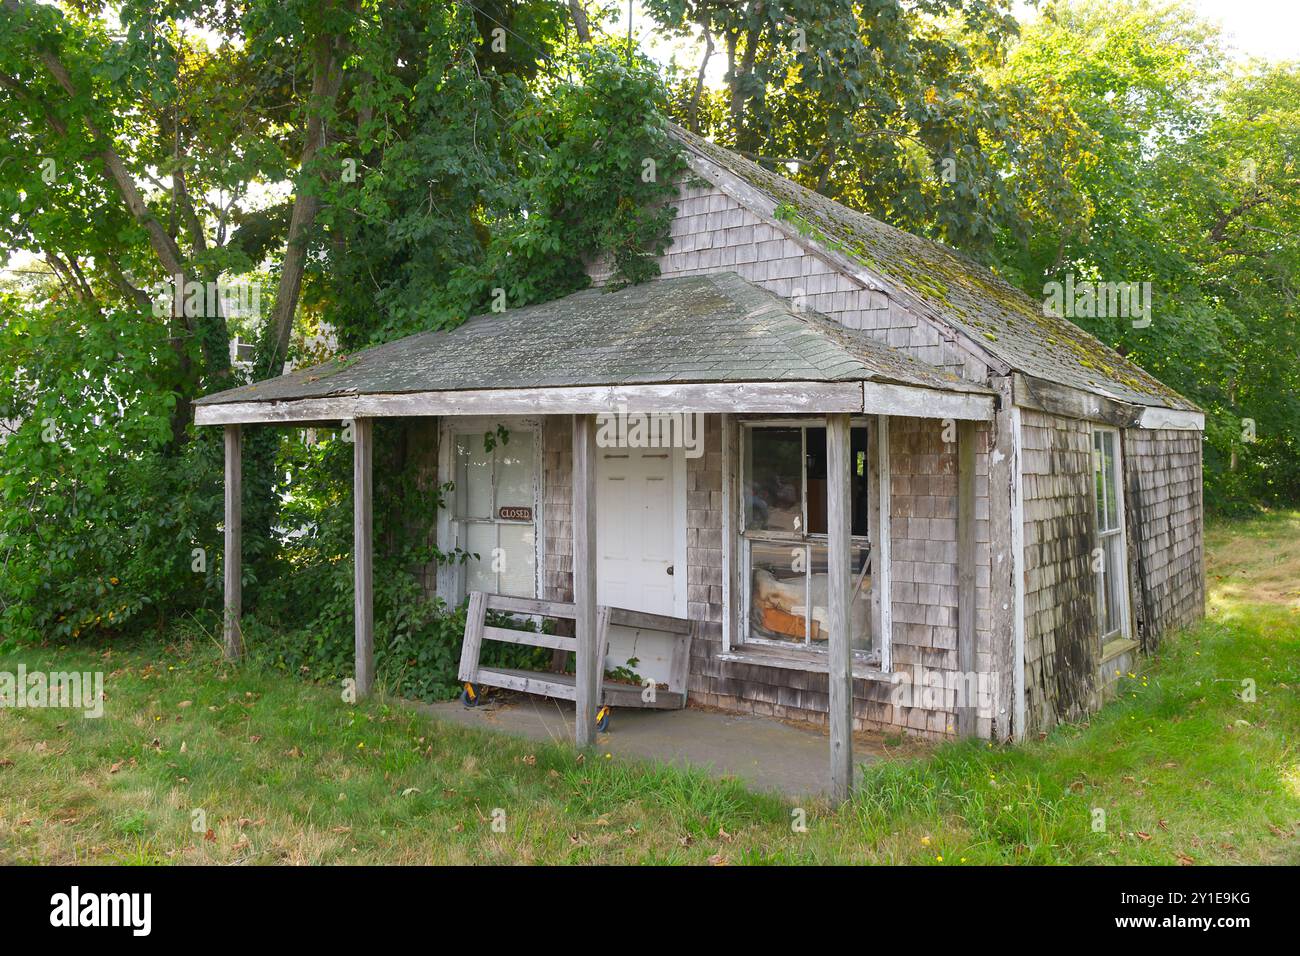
[354,418,374,697]
[826,412,854,802]
[223,423,243,661]
[956,420,978,737]
[572,414,598,748]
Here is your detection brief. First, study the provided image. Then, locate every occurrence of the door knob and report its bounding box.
[666,565,674,576]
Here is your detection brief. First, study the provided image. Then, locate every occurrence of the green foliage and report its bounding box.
[315,37,687,349]
[0,293,223,643]
[988,0,1300,510]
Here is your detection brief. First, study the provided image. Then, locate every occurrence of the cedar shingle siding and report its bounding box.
[1020,410,1100,732]
[1124,429,1206,648]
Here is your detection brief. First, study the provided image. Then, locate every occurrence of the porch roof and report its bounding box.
[194,273,995,424]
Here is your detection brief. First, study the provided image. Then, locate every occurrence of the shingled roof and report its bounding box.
[670,125,1196,411]
[197,272,991,407]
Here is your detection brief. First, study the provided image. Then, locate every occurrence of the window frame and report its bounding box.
[436,416,545,604]
[1090,425,1131,647]
[737,418,874,659]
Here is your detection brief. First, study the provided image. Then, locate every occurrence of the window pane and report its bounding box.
[496,431,534,515]
[1103,532,1125,636]
[455,434,493,518]
[851,427,870,537]
[1103,433,1119,528]
[807,544,873,652]
[463,522,496,594]
[789,426,871,537]
[745,428,803,533]
[1093,431,1107,529]
[749,540,809,643]
[497,523,536,597]
[806,427,827,534]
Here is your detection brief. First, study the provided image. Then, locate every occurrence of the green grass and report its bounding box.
[2,514,1298,864]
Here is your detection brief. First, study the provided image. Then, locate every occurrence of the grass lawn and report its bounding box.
[2,514,1297,865]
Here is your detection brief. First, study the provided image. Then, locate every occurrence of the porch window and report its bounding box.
[741,423,872,653]
[451,425,539,599]
[1092,427,1128,644]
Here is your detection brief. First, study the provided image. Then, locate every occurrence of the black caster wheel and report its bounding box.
[460,682,483,708]
[595,706,612,733]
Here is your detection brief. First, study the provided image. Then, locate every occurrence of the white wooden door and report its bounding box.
[596,446,686,617]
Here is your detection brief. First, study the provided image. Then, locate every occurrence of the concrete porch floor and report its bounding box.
[420,694,900,800]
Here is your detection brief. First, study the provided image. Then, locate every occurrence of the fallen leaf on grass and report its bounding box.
[331,826,352,834]
[203,829,216,842]
[109,760,125,774]
[0,757,14,768]
[708,853,728,866]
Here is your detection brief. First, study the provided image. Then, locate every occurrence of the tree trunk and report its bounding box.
[256,27,348,380]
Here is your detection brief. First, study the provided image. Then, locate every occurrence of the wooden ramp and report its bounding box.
[458,592,692,715]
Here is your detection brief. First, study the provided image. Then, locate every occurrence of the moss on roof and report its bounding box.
[197,273,991,407]
[671,125,1196,411]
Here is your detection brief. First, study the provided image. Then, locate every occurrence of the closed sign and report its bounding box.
[498,506,532,521]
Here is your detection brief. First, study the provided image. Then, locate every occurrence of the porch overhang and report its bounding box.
[193,378,994,425]
[194,272,996,428]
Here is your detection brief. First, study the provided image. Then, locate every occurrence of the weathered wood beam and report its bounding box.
[457,591,488,684]
[222,424,242,660]
[1136,406,1204,431]
[1010,406,1027,740]
[826,412,855,802]
[861,382,994,421]
[194,380,999,427]
[956,420,977,738]
[193,381,867,425]
[353,418,374,697]
[572,414,599,747]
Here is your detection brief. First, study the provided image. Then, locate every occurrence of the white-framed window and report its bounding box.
[441,418,542,601]
[1092,426,1130,646]
[739,420,873,655]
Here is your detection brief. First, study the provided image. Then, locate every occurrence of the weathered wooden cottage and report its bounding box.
[195,125,1205,799]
